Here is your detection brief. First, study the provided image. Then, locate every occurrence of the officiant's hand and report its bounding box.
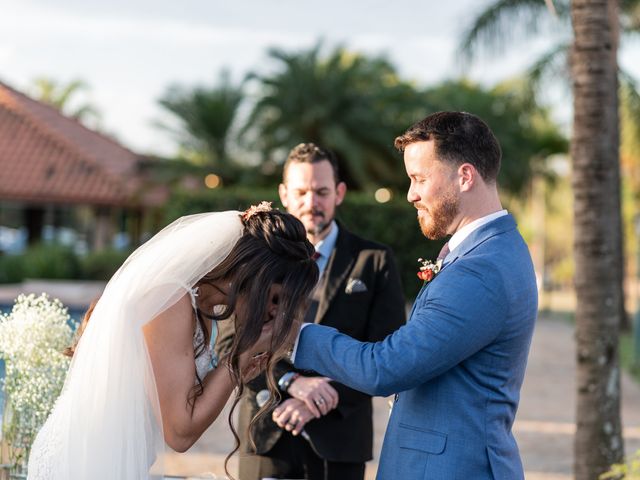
[287,375,338,418]
[272,398,315,436]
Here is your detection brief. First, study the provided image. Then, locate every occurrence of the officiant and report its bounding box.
[217,142,405,480]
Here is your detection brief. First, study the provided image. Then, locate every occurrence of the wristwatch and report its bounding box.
[278,371,300,392]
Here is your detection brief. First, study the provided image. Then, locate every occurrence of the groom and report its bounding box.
[292,111,538,479]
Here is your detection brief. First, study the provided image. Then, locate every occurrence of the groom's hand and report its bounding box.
[287,375,339,418]
[272,398,314,436]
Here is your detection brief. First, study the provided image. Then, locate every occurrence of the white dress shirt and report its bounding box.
[446,210,508,259]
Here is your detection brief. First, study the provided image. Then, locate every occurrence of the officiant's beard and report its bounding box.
[306,213,333,237]
[417,190,459,240]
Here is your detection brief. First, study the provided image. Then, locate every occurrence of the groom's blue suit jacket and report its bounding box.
[294,214,537,479]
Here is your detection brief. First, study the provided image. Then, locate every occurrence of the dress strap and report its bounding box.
[188,285,218,370]
[210,321,219,369]
[187,286,199,309]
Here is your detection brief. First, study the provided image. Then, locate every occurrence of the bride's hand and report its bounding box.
[240,351,269,382]
[237,318,274,380]
[249,315,275,356]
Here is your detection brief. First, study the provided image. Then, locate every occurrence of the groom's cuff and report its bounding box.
[290,323,312,363]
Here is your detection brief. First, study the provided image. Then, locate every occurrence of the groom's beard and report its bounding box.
[416,190,459,240]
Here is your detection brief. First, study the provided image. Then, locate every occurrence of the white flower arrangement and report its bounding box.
[0,293,74,471]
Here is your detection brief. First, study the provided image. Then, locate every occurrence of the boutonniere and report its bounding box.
[417,257,442,283]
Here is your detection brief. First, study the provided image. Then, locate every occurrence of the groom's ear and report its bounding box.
[458,163,477,192]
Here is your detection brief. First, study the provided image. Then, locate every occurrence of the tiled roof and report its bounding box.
[0,81,163,207]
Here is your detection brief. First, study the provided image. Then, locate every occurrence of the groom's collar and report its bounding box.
[444,212,516,266]
[448,210,508,252]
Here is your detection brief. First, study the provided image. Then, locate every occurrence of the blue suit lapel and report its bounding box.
[441,214,517,270]
[408,214,517,319]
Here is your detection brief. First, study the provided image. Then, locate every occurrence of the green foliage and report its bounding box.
[1,244,82,281]
[0,254,26,284]
[164,187,280,223]
[244,43,424,191]
[80,248,132,281]
[165,188,442,299]
[30,77,101,125]
[422,79,568,193]
[152,43,567,198]
[458,0,640,64]
[157,70,244,180]
[620,333,640,384]
[0,244,128,284]
[336,194,443,298]
[621,75,640,199]
[600,449,640,479]
[458,0,570,63]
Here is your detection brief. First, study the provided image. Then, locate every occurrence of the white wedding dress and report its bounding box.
[27,212,244,480]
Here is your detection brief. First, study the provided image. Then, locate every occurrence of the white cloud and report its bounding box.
[0,46,15,73]
[0,2,308,47]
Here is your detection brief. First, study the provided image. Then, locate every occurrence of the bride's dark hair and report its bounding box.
[191,205,318,476]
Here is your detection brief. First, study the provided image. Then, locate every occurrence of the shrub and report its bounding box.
[0,254,26,284]
[0,244,81,284]
[80,248,132,280]
[21,244,81,280]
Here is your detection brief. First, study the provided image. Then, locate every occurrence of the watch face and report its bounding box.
[256,389,270,407]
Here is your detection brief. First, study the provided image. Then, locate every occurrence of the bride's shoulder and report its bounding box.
[144,293,194,336]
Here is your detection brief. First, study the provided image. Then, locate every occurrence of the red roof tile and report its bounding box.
[0,81,163,207]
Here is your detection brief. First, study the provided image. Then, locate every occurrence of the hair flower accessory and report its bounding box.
[242,201,274,221]
[417,257,441,283]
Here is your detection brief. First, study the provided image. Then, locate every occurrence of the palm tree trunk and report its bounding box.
[571,0,625,478]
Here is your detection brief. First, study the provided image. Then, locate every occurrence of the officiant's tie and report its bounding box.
[305,250,324,323]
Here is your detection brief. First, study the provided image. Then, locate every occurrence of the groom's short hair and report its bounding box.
[283,142,341,184]
[394,111,502,183]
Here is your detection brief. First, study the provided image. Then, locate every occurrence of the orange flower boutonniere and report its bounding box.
[417,257,442,284]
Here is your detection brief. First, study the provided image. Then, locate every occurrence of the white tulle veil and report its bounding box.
[45,211,244,479]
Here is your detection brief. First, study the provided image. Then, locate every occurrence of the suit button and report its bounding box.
[394,394,399,403]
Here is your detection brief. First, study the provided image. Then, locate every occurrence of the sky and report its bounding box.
[1,0,639,157]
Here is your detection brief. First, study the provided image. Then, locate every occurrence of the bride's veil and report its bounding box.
[53,211,244,479]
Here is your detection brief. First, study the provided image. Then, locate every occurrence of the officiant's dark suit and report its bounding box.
[216,143,405,480]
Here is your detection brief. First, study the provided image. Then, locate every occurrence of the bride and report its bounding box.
[27,203,319,480]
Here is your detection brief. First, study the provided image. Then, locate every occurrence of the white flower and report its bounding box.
[0,293,75,461]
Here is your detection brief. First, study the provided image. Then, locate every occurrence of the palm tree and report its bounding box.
[244,43,423,191]
[571,2,625,477]
[458,0,639,67]
[459,0,639,331]
[31,77,101,126]
[459,1,632,476]
[158,70,244,180]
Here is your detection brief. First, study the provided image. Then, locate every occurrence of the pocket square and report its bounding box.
[345,278,368,294]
